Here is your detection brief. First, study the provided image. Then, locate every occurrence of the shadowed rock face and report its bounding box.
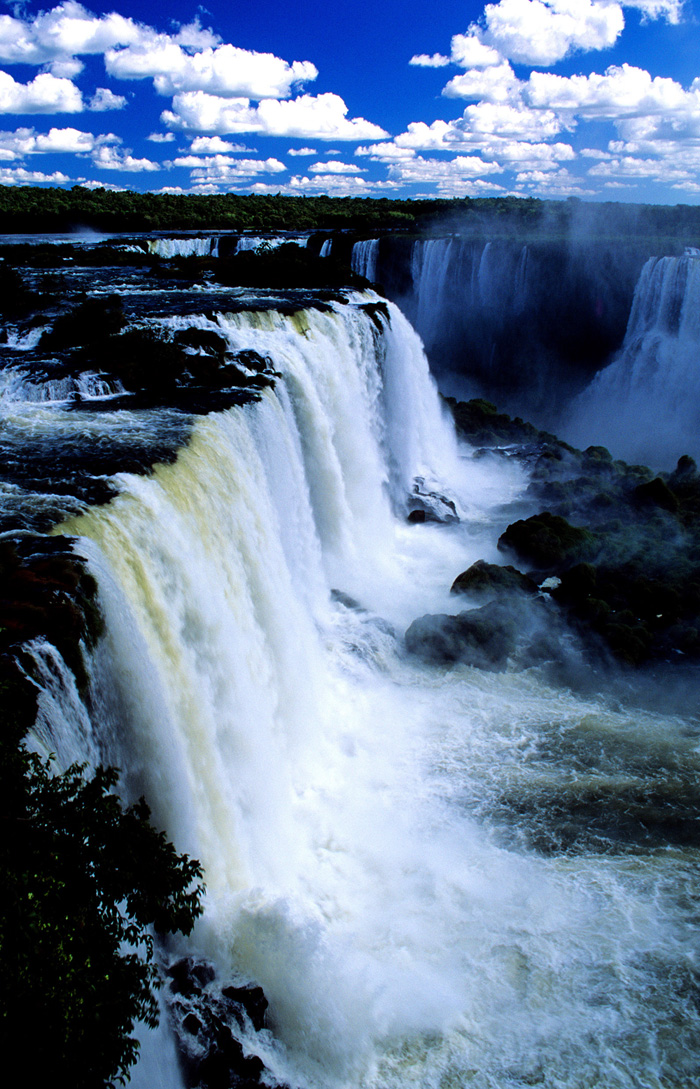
[166,957,286,1089]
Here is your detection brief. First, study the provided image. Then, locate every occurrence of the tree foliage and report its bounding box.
[0,662,204,1088]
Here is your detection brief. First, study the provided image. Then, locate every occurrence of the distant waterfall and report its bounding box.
[351,239,379,281]
[565,252,700,466]
[146,237,219,258]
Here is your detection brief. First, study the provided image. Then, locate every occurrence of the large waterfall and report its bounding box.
[5,251,699,1088]
[565,251,700,466]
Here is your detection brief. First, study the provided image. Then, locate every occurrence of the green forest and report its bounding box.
[2,184,700,241]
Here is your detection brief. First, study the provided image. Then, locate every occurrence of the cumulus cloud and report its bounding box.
[450,32,503,69]
[172,153,285,174]
[0,165,70,184]
[0,4,214,66]
[0,125,118,157]
[249,174,398,197]
[106,41,317,99]
[91,144,160,171]
[410,53,451,67]
[88,87,126,111]
[187,136,251,154]
[526,62,688,117]
[287,146,316,155]
[480,0,624,66]
[355,142,417,161]
[444,62,522,102]
[0,71,83,114]
[386,154,503,196]
[308,159,363,173]
[147,131,175,143]
[162,92,388,141]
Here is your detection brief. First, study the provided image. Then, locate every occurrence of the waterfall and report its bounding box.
[27,291,696,1089]
[564,252,700,466]
[146,237,220,259]
[235,236,309,253]
[350,239,379,281]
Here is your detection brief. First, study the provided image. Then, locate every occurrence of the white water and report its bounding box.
[48,298,700,1088]
[351,240,380,282]
[565,252,700,467]
[147,237,220,259]
[235,236,309,254]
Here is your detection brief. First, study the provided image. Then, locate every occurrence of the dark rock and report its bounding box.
[633,476,680,513]
[221,984,268,1033]
[407,477,459,524]
[405,601,517,670]
[450,559,538,599]
[498,511,594,570]
[166,958,283,1089]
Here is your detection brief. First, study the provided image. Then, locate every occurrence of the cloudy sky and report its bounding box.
[0,0,698,202]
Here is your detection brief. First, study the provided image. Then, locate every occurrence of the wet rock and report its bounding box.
[166,957,281,1089]
[405,601,517,670]
[498,511,594,570]
[407,477,459,524]
[450,559,538,600]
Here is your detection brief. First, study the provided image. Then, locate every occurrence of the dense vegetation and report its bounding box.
[0,542,205,1087]
[2,184,700,242]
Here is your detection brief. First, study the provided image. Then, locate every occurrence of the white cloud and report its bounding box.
[355,142,417,161]
[91,145,160,171]
[288,146,316,155]
[187,135,250,154]
[444,62,522,103]
[47,57,84,78]
[162,92,388,141]
[88,87,126,111]
[0,71,83,114]
[147,131,175,143]
[106,41,317,100]
[513,166,594,194]
[386,154,503,195]
[0,4,141,66]
[0,165,70,184]
[172,154,286,180]
[480,0,625,66]
[450,33,502,69]
[526,63,688,117]
[410,53,451,67]
[0,4,217,67]
[76,178,127,190]
[308,159,363,173]
[624,0,683,21]
[250,174,398,197]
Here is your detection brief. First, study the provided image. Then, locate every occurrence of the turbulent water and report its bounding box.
[4,240,700,1089]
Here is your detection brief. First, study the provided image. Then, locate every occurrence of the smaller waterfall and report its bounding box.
[320,239,332,258]
[565,253,700,466]
[350,239,379,281]
[147,237,219,259]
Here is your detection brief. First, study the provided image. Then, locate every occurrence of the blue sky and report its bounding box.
[0,0,698,202]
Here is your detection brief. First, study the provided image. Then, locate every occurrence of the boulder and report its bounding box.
[405,601,517,670]
[450,559,538,599]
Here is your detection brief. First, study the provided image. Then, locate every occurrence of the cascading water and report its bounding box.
[28,291,698,1089]
[564,251,700,466]
[146,237,220,259]
[350,240,379,282]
